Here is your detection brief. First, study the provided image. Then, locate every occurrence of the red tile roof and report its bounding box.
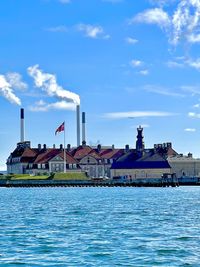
[72,145,94,160]
[55,151,78,164]
[98,149,125,160]
[166,147,178,157]
[34,149,59,164]
[20,148,39,163]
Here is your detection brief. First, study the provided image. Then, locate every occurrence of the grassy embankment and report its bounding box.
[53,172,88,180]
[0,172,88,180]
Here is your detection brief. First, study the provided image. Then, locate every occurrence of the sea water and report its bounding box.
[0,187,200,266]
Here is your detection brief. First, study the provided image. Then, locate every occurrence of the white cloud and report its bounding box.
[149,0,176,6]
[58,0,70,4]
[144,84,185,97]
[171,0,200,45]
[166,61,184,68]
[27,65,80,105]
[187,33,200,43]
[186,58,200,71]
[139,69,149,75]
[188,112,200,118]
[193,103,200,108]
[103,111,177,119]
[77,24,109,39]
[181,85,200,95]
[46,25,68,32]
[131,8,170,29]
[132,1,200,45]
[0,75,21,105]
[184,128,196,132]
[6,72,28,91]
[125,37,138,44]
[29,100,76,112]
[130,59,143,67]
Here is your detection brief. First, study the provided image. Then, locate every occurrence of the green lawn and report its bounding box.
[0,174,48,180]
[10,175,49,180]
[53,172,88,180]
[0,172,88,181]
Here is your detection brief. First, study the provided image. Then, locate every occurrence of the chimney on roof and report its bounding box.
[188,152,193,158]
[76,105,81,147]
[38,144,41,151]
[82,112,86,145]
[67,144,71,151]
[43,144,46,150]
[167,142,172,148]
[53,144,56,149]
[20,108,25,142]
[112,144,115,150]
[125,144,129,153]
[82,140,86,147]
[60,144,63,150]
[97,144,101,152]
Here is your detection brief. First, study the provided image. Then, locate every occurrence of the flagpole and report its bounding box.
[64,121,66,173]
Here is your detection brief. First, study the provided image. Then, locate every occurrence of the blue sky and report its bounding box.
[1,0,200,170]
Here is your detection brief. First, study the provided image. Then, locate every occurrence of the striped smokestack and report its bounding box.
[20,108,25,142]
[76,105,80,147]
[82,112,86,144]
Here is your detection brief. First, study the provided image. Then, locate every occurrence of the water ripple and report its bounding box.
[0,187,200,266]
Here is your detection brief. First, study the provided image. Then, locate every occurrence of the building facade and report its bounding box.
[7,126,180,178]
[168,153,200,177]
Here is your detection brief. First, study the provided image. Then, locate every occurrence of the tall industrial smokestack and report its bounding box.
[20,108,25,142]
[82,112,86,144]
[76,105,80,147]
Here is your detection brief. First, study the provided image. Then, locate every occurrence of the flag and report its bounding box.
[55,122,65,135]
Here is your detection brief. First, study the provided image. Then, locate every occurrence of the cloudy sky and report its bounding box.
[1,0,200,170]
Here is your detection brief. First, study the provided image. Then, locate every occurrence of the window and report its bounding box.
[42,164,46,169]
[38,164,41,169]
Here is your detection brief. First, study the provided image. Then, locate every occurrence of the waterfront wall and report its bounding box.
[168,157,200,177]
[111,168,171,179]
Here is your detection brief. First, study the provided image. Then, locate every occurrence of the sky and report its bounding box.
[1,0,200,170]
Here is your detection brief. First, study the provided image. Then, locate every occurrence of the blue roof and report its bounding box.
[111,150,171,169]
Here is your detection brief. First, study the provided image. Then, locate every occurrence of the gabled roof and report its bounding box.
[111,150,171,169]
[34,149,59,164]
[166,147,178,157]
[51,151,78,164]
[20,148,38,163]
[72,145,94,160]
[88,150,102,160]
[11,147,25,158]
[98,148,125,160]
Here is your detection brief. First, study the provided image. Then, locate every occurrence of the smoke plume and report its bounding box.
[0,75,21,105]
[27,65,80,105]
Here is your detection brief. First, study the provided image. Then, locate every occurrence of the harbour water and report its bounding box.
[0,187,200,266]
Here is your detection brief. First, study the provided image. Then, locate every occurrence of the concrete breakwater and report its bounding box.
[0,178,181,187]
